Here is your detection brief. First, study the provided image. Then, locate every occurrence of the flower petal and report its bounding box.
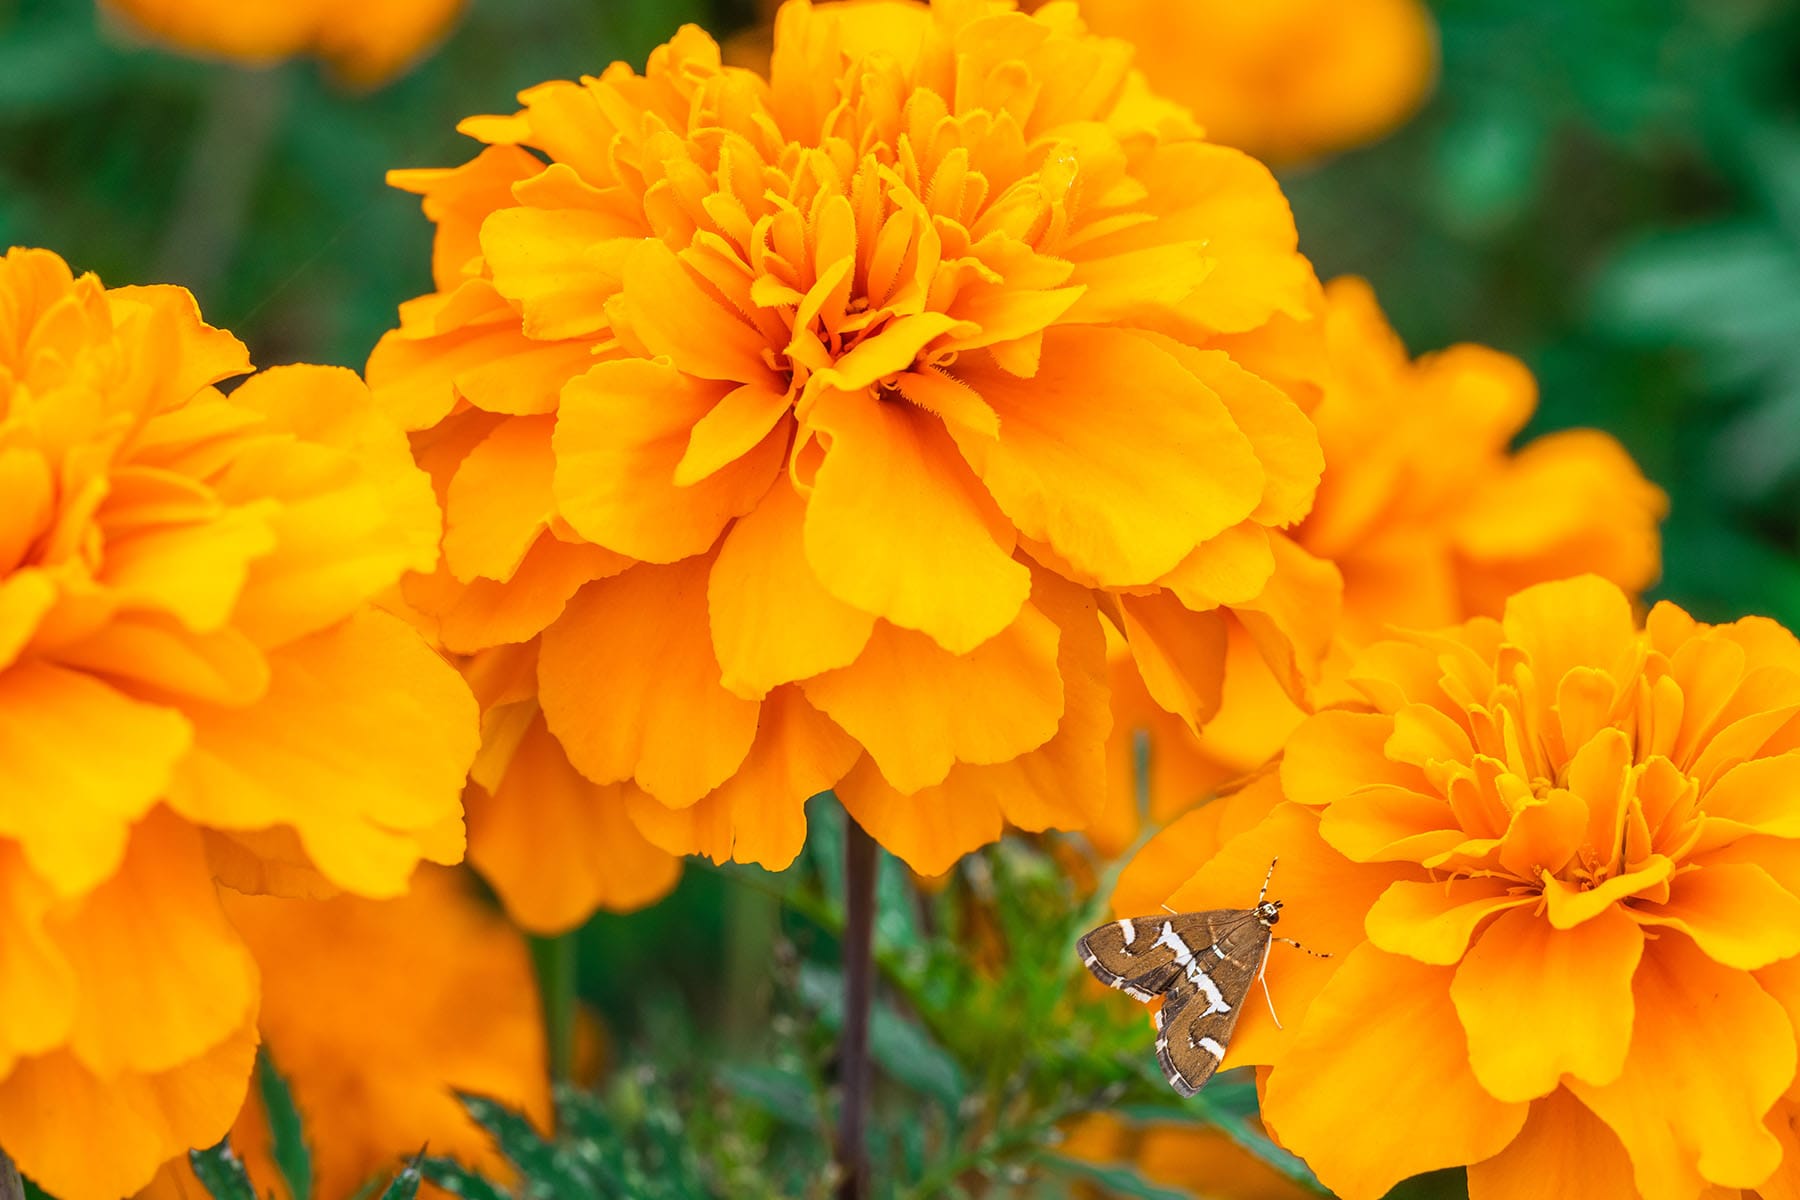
[1281,710,1424,806]
[1364,876,1535,966]
[950,327,1263,586]
[625,686,858,871]
[169,609,478,897]
[0,846,75,1075]
[0,1018,258,1200]
[1569,933,1795,1198]
[1636,860,1800,970]
[554,358,785,564]
[53,810,258,1078]
[709,474,874,700]
[802,597,1062,795]
[0,662,191,897]
[1450,905,1642,1102]
[1115,592,1227,732]
[468,714,680,934]
[540,556,760,807]
[1466,1088,1641,1200]
[1261,945,1529,1200]
[835,754,1006,877]
[803,387,1028,654]
[443,415,558,583]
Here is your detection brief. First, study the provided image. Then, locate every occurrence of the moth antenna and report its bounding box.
[1257,856,1279,904]
[1274,935,1331,959]
[1256,940,1282,1030]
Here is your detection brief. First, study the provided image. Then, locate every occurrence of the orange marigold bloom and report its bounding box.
[1073,0,1436,163]
[0,247,475,1200]
[1128,576,1800,1200]
[371,0,1337,896]
[139,866,552,1200]
[101,0,464,85]
[1090,277,1666,857]
[1061,1110,1315,1200]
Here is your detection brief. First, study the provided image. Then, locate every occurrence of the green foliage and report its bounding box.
[187,1142,258,1200]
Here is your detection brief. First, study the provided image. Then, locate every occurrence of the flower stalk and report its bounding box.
[836,819,878,1200]
[1,1148,23,1200]
[533,932,580,1085]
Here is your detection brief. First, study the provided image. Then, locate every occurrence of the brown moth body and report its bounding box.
[1077,859,1324,1096]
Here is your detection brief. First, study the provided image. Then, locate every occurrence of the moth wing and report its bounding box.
[1077,910,1256,1001]
[1156,920,1273,1098]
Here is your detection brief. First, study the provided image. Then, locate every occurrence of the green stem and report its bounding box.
[533,932,579,1085]
[835,819,878,1200]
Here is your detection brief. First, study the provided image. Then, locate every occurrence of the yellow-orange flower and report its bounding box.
[100,0,464,85]
[139,866,552,1200]
[1061,1109,1315,1200]
[371,0,1338,900]
[0,247,475,1200]
[1073,0,1436,163]
[1089,277,1666,856]
[1129,576,1800,1200]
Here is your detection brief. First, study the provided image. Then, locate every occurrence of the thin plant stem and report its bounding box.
[532,932,579,1085]
[835,818,878,1200]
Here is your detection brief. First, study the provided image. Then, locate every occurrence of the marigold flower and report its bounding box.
[1074,0,1437,163]
[138,867,552,1200]
[1061,1109,1315,1200]
[371,0,1337,892]
[1129,576,1800,1200]
[0,247,475,1199]
[101,0,463,85]
[1089,277,1666,857]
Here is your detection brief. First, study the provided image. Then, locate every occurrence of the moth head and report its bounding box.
[1256,900,1282,925]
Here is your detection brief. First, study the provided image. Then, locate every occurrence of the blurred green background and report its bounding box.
[6,0,1800,1195]
[6,0,1800,633]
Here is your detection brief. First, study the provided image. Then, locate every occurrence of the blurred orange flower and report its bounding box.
[1090,276,1666,857]
[0,247,475,1200]
[371,0,1338,896]
[140,867,552,1200]
[1074,0,1437,163]
[1061,1110,1315,1200]
[101,0,463,85]
[1134,576,1800,1200]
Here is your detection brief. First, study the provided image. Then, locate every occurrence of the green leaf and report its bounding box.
[257,1050,313,1200]
[1381,1168,1470,1200]
[417,1159,510,1200]
[187,1142,257,1200]
[375,1155,423,1200]
[1034,1154,1196,1200]
[714,1064,819,1129]
[797,963,966,1109]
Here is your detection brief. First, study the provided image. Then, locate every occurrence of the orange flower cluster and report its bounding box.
[372,0,1338,916]
[0,247,475,1200]
[101,0,464,85]
[1091,277,1666,856]
[1129,577,1800,1200]
[140,867,551,1200]
[1072,0,1438,163]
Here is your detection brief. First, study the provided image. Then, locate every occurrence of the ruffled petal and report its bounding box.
[468,714,680,934]
[1466,1088,1642,1200]
[1568,933,1794,1200]
[625,686,859,871]
[708,474,874,699]
[539,555,760,807]
[1636,860,1800,970]
[803,387,1029,655]
[1261,944,1529,1200]
[553,359,785,563]
[1363,876,1535,966]
[835,755,1005,877]
[802,597,1063,795]
[169,609,478,897]
[949,327,1264,586]
[1449,905,1642,1102]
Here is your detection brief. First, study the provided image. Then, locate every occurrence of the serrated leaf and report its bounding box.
[458,1093,605,1200]
[257,1050,312,1200]
[1035,1155,1196,1200]
[418,1159,510,1200]
[187,1142,257,1200]
[375,1155,423,1200]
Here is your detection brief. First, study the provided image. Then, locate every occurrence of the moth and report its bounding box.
[1077,859,1326,1096]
